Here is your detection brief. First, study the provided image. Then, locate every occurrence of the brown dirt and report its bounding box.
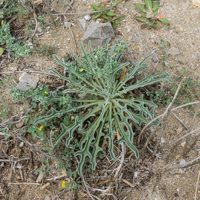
[1,0,200,199]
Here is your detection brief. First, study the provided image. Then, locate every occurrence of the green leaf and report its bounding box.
[118,15,125,21]
[153,1,159,10]
[115,20,120,24]
[113,107,139,158]
[158,18,170,24]
[135,3,146,12]
[153,8,158,14]
[91,4,99,11]
[0,47,3,56]
[105,104,117,160]
[106,11,115,16]
[137,17,146,22]
[141,12,146,18]
[112,23,117,29]
[103,15,110,21]
[118,72,171,96]
[145,0,152,11]
[93,13,101,18]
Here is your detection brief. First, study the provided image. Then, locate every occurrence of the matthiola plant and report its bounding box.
[34,40,171,175]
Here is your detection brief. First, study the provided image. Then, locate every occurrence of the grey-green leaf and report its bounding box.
[158,18,170,24]
[106,11,115,16]
[153,1,159,11]
[135,3,146,12]
[145,0,152,12]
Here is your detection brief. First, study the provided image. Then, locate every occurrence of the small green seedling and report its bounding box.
[91,0,125,29]
[135,0,170,29]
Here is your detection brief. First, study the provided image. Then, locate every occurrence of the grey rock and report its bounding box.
[82,21,115,47]
[37,26,42,33]
[132,36,140,43]
[77,18,87,32]
[84,14,91,21]
[164,47,180,56]
[17,72,39,91]
[164,61,169,67]
[44,196,50,200]
[179,159,186,166]
[150,127,154,132]
[175,57,186,64]
[64,21,72,28]
[152,57,159,63]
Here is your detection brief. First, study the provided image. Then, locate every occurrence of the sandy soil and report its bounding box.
[1,0,200,199]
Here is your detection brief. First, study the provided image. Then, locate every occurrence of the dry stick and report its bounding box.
[0,70,57,76]
[52,8,111,16]
[168,103,200,161]
[0,132,60,161]
[29,12,38,40]
[152,78,186,156]
[171,127,200,146]
[121,178,135,188]
[140,78,185,155]
[88,186,117,200]
[114,142,125,178]
[182,103,200,156]
[138,114,162,144]
[64,0,74,14]
[172,101,200,111]
[0,56,7,68]
[46,175,67,181]
[171,111,189,130]
[195,170,200,200]
[8,182,40,185]
[0,107,32,128]
[138,77,185,152]
[81,175,96,200]
[0,157,30,163]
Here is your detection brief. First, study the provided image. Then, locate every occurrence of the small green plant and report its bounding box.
[173,72,200,106]
[0,22,31,59]
[160,39,170,62]
[0,100,10,119]
[146,89,172,106]
[30,40,171,175]
[91,0,125,29]
[0,0,31,59]
[135,0,170,29]
[0,76,11,119]
[36,45,58,57]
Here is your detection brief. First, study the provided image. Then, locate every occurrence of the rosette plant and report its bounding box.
[34,40,171,175]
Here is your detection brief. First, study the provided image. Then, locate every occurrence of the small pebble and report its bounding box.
[84,14,91,21]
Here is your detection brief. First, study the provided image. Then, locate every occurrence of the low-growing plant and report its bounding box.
[91,0,125,29]
[0,0,31,59]
[36,45,58,57]
[0,22,31,59]
[135,0,170,29]
[0,76,11,120]
[30,40,171,175]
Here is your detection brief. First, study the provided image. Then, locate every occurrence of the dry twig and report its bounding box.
[195,170,200,200]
